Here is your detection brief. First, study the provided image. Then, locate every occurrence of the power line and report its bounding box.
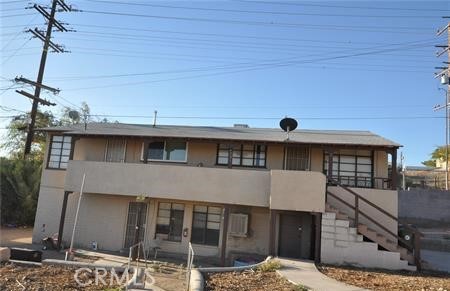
[70,23,440,46]
[61,114,445,121]
[79,9,434,34]
[61,40,438,91]
[236,0,450,13]
[79,0,444,19]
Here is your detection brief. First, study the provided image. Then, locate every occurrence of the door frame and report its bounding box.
[123,201,149,249]
[276,210,316,260]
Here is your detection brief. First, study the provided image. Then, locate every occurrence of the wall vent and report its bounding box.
[229,213,249,237]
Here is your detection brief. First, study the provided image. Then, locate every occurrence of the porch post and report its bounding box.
[391,148,398,190]
[268,209,277,256]
[327,149,334,183]
[57,191,72,250]
[220,206,230,266]
[314,213,322,264]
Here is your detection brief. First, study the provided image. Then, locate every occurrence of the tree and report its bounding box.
[1,110,56,161]
[0,158,41,225]
[58,102,91,126]
[0,103,93,226]
[422,146,450,167]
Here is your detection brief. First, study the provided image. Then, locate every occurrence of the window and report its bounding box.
[48,135,72,169]
[229,213,249,237]
[191,206,222,246]
[285,146,310,171]
[146,141,187,162]
[155,202,185,242]
[216,144,266,167]
[323,150,373,188]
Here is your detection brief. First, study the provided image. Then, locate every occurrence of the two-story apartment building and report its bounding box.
[33,122,418,270]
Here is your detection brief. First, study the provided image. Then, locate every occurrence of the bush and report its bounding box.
[257,260,282,272]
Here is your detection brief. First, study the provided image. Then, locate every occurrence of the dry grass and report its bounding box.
[0,262,123,291]
[205,269,306,291]
[318,264,450,291]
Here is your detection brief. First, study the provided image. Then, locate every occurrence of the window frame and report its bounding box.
[155,202,185,242]
[323,150,374,188]
[215,143,267,168]
[191,205,222,246]
[46,135,73,170]
[143,140,189,163]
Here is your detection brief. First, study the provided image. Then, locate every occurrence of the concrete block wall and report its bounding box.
[321,212,415,271]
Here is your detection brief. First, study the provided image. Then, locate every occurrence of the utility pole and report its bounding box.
[15,0,74,158]
[435,21,450,190]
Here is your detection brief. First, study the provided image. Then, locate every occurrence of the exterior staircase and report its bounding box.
[322,203,417,271]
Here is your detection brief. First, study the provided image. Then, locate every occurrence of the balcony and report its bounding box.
[64,160,326,212]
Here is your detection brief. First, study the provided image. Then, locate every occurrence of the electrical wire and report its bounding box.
[79,9,434,34]
[79,0,444,19]
[236,0,450,13]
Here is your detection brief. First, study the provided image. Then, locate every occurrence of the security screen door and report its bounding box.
[124,202,147,248]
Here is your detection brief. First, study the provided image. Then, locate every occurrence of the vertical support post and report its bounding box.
[414,230,422,270]
[314,213,322,264]
[354,196,359,227]
[142,140,149,164]
[220,206,230,266]
[268,209,277,256]
[57,191,72,250]
[327,149,334,183]
[391,148,398,190]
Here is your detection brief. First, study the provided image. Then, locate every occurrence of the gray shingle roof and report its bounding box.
[41,123,401,147]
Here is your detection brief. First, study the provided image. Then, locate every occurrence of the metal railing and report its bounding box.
[126,241,149,290]
[326,179,423,269]
[328,175,392,190]
[186,242,195,291]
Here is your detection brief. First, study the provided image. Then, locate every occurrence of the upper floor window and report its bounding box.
[323,150,373,188]
[216,143,267,168]
[146,141,187,162]
[47,135,72,169]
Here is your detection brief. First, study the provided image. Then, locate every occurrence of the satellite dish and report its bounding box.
[280,117,298,132]
[68,110,80,120]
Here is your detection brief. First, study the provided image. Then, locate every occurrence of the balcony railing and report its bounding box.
[327,175,392,190]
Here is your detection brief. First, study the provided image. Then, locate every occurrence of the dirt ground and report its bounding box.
[205,270,305,291]
[318,264,450,291]
[0,227,33,246]
[0,262,122,291]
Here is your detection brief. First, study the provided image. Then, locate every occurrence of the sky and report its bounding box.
[1,0,449,165]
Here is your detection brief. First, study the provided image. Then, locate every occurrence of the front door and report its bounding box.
[278,213,303,258]
[124,202,148,248]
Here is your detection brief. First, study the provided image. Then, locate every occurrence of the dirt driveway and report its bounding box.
[0,227,33,247]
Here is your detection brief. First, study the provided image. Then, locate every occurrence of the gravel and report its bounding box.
[0,262,123,291]
[318,264,450,291]
[205,270,305,291]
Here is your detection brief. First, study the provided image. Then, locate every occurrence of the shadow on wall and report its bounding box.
[399,190,450,228]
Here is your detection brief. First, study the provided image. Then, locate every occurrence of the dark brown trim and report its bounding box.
[57,191,72,250]
[268,209,277,256]
[220,206,230,266]
[391,149,398,190]
[314,212,322,264]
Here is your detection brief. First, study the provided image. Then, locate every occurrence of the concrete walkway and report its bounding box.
[276,258,368,291]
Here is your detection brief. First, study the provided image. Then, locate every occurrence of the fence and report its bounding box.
[186,242,195,291]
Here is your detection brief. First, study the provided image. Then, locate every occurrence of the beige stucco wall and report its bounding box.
[327,186,398,241]
[65,160,272,207]
[270,170,326,212]
[226,206,270,257]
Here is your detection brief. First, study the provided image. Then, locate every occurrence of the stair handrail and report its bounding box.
[327,179,423,269]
